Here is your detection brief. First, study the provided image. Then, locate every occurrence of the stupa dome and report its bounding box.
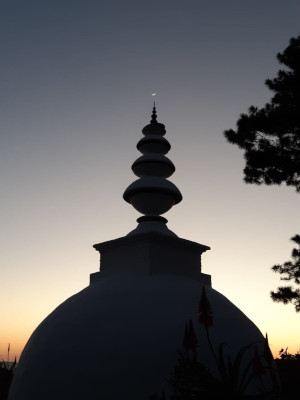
[8,106,278,400]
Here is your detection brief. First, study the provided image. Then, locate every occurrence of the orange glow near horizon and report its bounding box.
[3,322,299,363]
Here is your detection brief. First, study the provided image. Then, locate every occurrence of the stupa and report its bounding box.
[8,105,278,400]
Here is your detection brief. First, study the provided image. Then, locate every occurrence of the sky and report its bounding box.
[1,0,300,362]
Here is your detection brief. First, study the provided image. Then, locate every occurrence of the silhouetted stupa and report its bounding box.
[8,106,277,400]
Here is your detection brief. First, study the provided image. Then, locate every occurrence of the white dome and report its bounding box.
[8,233,275,400]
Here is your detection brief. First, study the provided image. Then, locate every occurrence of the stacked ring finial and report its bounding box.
[123,105,182,232]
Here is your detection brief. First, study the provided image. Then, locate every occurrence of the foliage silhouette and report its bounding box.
[223,34,300,311]
[151,287,281,399]
[271,235,300,312]
[274,348,300,400]
[0,356,17,400]
[224,34,300,192]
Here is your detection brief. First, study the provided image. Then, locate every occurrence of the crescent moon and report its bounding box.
[152,93,157,96]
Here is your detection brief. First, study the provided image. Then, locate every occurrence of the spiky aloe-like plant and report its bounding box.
[152,288,280,399]
[197,286,279,397]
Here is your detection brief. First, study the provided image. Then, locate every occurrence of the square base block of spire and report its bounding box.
[90,232,211,286]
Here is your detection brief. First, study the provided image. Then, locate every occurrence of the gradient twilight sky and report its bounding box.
[1,0,300,361]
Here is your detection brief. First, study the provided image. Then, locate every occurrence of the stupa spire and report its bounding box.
[123,105,182,236]
[150,103,157,124]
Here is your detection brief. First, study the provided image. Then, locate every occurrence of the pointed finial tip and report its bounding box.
[150,103,157,124]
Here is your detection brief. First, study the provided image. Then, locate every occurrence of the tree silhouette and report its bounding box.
[271,235,300,312]
[223,34,300,310]
[224,34,300,192]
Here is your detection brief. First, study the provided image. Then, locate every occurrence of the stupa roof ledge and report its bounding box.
[93,231,210,253]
